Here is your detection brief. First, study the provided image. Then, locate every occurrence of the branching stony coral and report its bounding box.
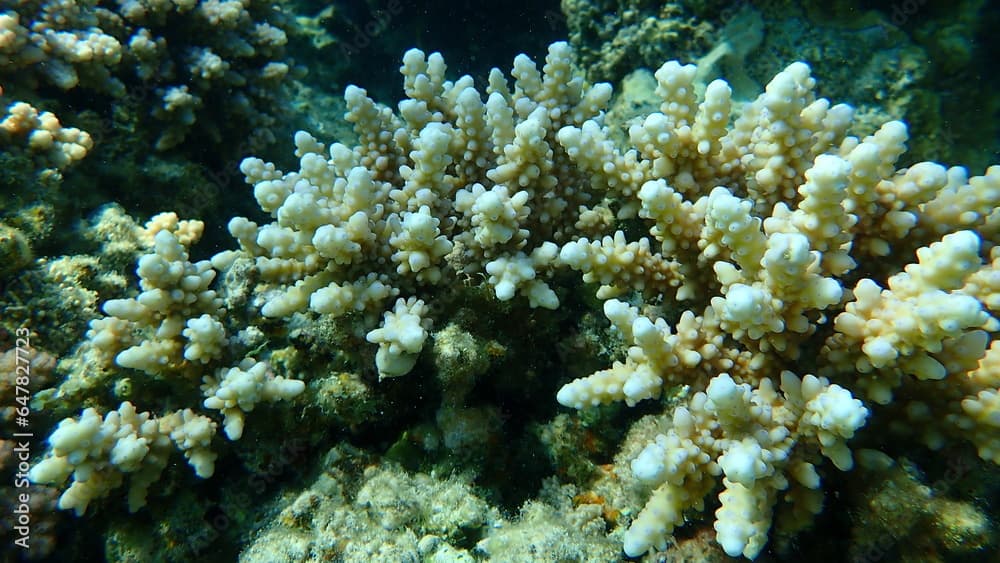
[226,40,998,558]
[1,0,294,150]
[25,38,1000,560]
[552,55,999,558]
[27,402,217,515]
[29,214,305,514]
[0,99,93,173]
[222,41,617,377]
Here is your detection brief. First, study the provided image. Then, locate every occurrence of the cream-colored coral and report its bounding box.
[2,0,296,150]
[88,218,224,375]
[0,100,93,171]
[229,42,614,375]
[200,40,1000,560]
[0,9,123,93]
[365,297,432,379]
[557,299,723,409]
[622,372,867,559]
[828,231,994,403]
[140,211,205,247]
[547,45,998,560]
[560,231,688,300]
[201,357,305,440]
[453,183,530,251]
[28,402,217,515]
[389,205,453,282]
[958,340,1000,462]
[484,243,560,308]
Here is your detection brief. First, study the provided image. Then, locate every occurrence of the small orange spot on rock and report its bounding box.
[573,491,605,506]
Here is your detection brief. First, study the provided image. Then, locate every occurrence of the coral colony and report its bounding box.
[17,34,999,559]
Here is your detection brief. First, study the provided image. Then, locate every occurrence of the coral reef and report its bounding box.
[560,0,716,88]
[0,0,295,151]
[242,456,496,562]
[28,212,306,515]
[0,0,314,266]
[0,205,146,355]
[240,446,621,563]
[9,7,1000,563]
[203,38,1000,559]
